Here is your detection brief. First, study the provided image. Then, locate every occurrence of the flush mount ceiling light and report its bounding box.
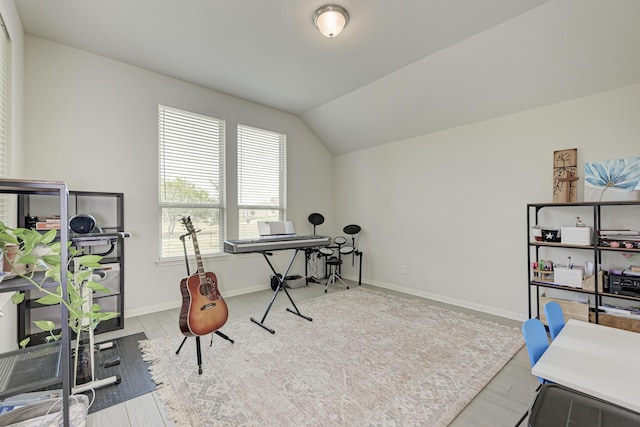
[313,4,349,38]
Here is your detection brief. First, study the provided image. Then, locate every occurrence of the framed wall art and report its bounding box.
[553,148,579,203]
[584,157,640,201]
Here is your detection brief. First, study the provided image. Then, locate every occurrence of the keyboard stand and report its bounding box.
[250,249,312,334]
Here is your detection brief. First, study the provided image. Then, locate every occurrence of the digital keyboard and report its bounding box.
[224,235,330,254]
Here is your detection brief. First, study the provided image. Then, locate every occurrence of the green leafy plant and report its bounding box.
[0,222,118,348]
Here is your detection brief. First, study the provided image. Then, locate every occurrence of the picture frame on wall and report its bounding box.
[553,148,578,203]
[584,157,640,202]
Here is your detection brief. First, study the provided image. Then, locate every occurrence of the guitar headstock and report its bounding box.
[180,216,195,234]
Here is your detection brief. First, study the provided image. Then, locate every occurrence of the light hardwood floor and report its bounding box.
[88,283,538,426]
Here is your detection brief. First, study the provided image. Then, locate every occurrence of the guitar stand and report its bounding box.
[355,250,363,286]
[250,249,312,334]
[175,232,234,375]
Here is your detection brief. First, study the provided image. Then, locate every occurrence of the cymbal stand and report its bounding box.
[306,212,325,284]
[251,249,312,334]
[355,249,363,286]
[348,235,363,287]
[175,231,234,375]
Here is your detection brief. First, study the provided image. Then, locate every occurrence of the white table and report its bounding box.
[532,319,640,413]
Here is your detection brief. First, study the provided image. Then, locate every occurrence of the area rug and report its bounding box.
[140,288,523,426]
[88,332,155,413]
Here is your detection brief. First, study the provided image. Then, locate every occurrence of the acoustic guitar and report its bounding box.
[178,216,229,336]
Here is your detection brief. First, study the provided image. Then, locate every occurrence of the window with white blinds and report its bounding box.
[158,105,225,258]
[0,15,10,221]
[237,124,286,240]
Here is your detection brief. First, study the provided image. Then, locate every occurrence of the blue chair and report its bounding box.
[544,301,565,340]
[515,319,551,426]
[515,319,549,427]
[522,318,550,384]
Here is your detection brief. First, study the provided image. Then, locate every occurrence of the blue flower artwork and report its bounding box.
[584,157,640,201]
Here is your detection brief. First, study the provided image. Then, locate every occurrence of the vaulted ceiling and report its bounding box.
[15,0,640,154]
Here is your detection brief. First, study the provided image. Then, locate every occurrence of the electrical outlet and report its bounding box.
[401,265,407,274]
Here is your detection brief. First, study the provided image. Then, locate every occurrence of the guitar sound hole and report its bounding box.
[201,302,217,311]
[200,280,216,296]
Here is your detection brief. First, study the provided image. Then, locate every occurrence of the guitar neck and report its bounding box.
[191,233,207,281]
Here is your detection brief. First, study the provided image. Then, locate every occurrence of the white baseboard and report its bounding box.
[126,277,526,323]
[123,284,270,319]
[342,274,527,322]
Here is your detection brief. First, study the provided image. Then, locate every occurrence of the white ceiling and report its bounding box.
[15,0,640,154]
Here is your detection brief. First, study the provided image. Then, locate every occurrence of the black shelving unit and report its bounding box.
[527,200,640,328]
[0,178,71,426]
[16,191,125,346]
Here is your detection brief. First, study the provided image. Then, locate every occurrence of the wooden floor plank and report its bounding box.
[124,392,167,426]
[88,402,130,427]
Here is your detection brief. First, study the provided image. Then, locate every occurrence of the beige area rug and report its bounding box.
[140,288,523,426]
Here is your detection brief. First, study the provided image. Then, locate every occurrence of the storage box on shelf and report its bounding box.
[553,267,584,288]
[589,312,640,333]
[539,293,589,324]
[530,268,603,292]
[560,226,592,245]
[582,270,604,293]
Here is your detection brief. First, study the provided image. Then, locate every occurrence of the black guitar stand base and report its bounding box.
[175,231,234,375]
[250,249,312,334]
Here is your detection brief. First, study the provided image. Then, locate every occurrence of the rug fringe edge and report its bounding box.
[139,339,192,427]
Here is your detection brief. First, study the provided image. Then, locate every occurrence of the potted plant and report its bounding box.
[0,222,118,382]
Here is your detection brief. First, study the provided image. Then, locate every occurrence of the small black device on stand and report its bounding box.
[304,212,325,284]
[343,224,363,286]
[175,230,234,375]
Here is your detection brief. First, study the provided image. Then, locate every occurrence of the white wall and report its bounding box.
[17,28,640,329]
[336,84,640,320]
[23,36,334,317]
[0,0,24,352]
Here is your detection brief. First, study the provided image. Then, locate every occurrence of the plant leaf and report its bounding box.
[19,337,31,348]
[17,254,37,265]
[86,281,110,293]
[33,320,56,332]
[41,255,61,267]
[76,255,103,268]
[97,311,119,321]
[11,292,25,304]
[0,232,18,245]
[41,229,58,245]
[36,294,62,305]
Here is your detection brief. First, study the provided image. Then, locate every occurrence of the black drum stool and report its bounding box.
[325,255,349,293]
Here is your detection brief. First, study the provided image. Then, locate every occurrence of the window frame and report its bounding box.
[158,104,226,260]
[237,123,287,240]
[0,14,11,221]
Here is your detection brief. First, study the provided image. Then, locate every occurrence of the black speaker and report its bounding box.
[69,214,97,234]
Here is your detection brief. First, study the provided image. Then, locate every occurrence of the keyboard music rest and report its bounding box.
[224,235,330,254]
